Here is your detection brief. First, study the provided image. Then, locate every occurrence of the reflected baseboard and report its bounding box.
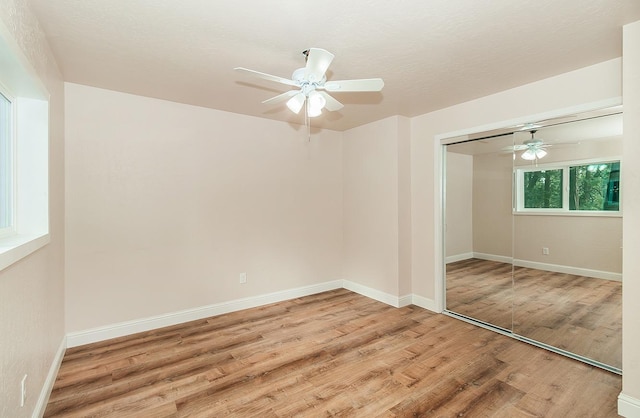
[446,252,511,264]
[472,252,512,264]
[514,259,621,281]
[448,252,621,281]
[445,252,474,264]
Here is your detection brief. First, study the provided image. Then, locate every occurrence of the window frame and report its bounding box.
[514,157,622,217]
[0,86,16,238]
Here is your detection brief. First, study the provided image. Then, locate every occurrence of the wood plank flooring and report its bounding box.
[446,258,622,369]
[45,289,621,417]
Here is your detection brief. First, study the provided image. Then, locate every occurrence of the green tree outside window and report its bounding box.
[569,162,620,211]
[524,169,563,209]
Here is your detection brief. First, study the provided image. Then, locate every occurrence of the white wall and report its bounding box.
[64,83,343,332]
[621,19,640,414]
[342,116,402,297]
[0,1,65,417]
[397,116,412,297]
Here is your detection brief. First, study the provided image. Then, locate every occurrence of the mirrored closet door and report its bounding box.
[444,133,515,332]
[443,108,622,373]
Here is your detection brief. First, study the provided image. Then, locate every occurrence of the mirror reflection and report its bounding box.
[444,109,622,371]
[445,133,515,331]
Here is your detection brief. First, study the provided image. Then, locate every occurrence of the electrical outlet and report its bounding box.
[542,247,550,255]
[20,374,27,407]
[239,272,247,284]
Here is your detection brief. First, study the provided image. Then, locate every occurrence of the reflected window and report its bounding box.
[524,169,563,209]
[516,159,621,214]
[569,162,620,211]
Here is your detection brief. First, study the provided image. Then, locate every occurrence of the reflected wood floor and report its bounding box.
[45,289,621,417]
[446,258,622,369]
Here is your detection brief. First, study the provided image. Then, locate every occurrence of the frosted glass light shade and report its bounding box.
[286,92,306,114]
[307,91,326,117]
[521,148,547,160]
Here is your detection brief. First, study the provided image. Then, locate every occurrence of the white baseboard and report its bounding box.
[473,252,513,264]
[342,280,408,308]
[67,279,440,348]
[33,336,66,418]
[619,393,640,418]
[445,252,474,264]
[398,294,413,308]
[67,280,343,347]
[472,252,621,281]
[411,294,439,313]
[514,259,621,281]
[37,281,439,418]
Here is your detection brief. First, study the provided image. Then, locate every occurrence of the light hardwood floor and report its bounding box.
[45,289,621,417]
[446,258,622,369]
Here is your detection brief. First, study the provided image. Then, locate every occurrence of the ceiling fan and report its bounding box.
[511,114,580,132]
[234,48,384,118]
[504,130,551,161]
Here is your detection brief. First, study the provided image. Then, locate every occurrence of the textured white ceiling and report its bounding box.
[27,0,640,131]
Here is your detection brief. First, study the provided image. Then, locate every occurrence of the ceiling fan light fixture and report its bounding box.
[521,149,536,160]
[235,48,384,123]
[307,90,326,117]
[521,148,547,161]
[307,105,322,118]
[286,92,305,114]
[520,130,548,161]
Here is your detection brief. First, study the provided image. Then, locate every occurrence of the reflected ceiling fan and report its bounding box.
[234,48,384,119]
[511,114,579,131]
[504,130,551,161]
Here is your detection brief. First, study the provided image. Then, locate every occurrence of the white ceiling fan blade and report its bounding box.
[501,145,529,152]
[261,90,300,105]
[318,91,343,111]
[304,48,334,83]
[324,78,384,92]
[513,115,582,131]
[234,67,298,87]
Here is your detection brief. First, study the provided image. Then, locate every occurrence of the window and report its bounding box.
[0,29,50,272]
[516,160,621,214]
[523,169,563,209]
[0,91,14,235]
[569,162,620,211]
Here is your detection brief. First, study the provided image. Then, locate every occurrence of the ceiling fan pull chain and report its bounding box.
[306,100,311,142]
